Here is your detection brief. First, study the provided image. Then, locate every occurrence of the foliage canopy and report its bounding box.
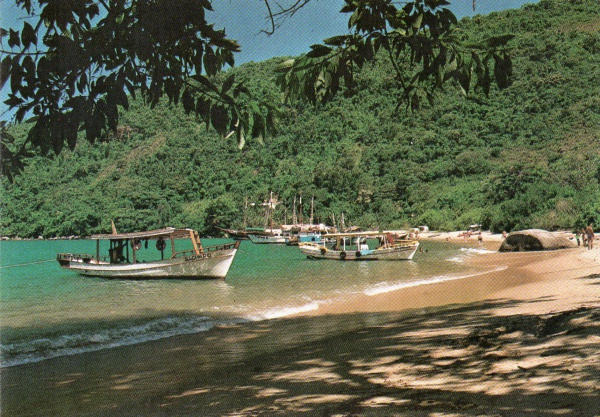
[1,0,513,178]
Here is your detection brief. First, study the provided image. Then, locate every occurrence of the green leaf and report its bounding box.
[277,59,296,69]
[456,67,471,96]
[306,44,333,58]
[237,125,245,149]
[181,88,194,114]
[493,54,511,89]
[323,35,349,46]
[0,56,11,89]
[192,74,220,93]
[412,13,423,31]
[8,28,20,48]
[196,97,211,125]
[210,104,229,137]
[221,74,235,94]
[21,22,36,49]
[486,35,515,48]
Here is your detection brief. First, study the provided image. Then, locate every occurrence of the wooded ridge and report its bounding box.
[1,0,599,238]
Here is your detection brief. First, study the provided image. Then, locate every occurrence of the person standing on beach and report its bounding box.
[585,224,595,250]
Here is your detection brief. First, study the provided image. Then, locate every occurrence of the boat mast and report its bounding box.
[309,195,314,226]
[243,195,248,230]
[292,195,297,225]
[263,192,270,229]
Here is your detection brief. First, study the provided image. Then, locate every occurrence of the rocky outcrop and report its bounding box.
[499,229,577,252]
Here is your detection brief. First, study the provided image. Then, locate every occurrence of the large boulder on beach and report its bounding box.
[499,229,577,252]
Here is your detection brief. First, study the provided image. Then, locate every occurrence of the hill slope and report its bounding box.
[2,0,599,238]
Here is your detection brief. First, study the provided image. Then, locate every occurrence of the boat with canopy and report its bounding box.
[298,231,419,261]
[57,227,239,279]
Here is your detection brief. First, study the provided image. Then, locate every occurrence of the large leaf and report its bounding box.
[21,22,36,49]
[306,44,333,58]
[0,56,11,89]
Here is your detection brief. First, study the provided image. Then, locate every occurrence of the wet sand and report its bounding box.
[2,242,600,416]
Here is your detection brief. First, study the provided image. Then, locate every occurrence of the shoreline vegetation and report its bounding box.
[2,238,600,416]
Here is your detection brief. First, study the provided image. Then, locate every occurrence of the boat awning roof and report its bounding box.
[90,228,195,240]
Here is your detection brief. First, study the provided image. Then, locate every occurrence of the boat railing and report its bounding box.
[172,242,239,259]
[57,253,110,263]
[390,240,419,248]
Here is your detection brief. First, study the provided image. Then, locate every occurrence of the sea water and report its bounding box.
[0,239,495,367]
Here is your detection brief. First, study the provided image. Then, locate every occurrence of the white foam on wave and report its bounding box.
[246,302,320,320]
[363,266,508,296]
[446,257,465,263]
[0,315,246,368]
[1,301,326,368]
[446,246,496,263]
[460,247,496,255]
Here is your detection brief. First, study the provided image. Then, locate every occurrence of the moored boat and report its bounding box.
[298,231,419,261]
[283,224,336,246]
[57,227,239,279]
[248,228,288,244]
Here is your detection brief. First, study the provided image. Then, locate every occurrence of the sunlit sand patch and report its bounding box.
[399,326,473,338]
[352,362,435,378]
[359,396,410,407]
[273,394,357,412]
[55,379,77,386]
[488,357,545,374]
[111,373,139,384]
[296,358,337,367]
[349,355,400,368]
[429,346,478,359]
[111,384,133,390]
[167,388,210,398]
[255,387,288,398]
[258,367,359,386]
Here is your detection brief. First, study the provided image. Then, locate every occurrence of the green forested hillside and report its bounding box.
[2,0,600,238]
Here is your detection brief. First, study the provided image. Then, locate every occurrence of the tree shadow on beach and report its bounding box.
[191,304,599,417]
[146,296,599,416]
[3,276,600,417]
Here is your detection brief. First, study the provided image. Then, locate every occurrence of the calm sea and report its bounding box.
[0,238,495,367]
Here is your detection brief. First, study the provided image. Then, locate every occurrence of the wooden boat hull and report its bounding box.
[58,245,238,279]
[299,242,419,261]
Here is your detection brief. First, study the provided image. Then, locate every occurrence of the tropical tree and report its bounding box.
[1,0,514,179]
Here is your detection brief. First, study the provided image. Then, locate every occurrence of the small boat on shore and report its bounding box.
[57,227,239,279]
[298,231,419,261]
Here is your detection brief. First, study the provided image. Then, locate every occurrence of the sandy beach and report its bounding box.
[2,235,600,416]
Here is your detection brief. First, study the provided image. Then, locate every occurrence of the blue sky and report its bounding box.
[209,0,540,65]
[0,0,539,119]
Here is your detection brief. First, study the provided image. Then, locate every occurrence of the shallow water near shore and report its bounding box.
[0,238,495,367]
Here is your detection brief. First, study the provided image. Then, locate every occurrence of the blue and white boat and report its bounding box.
[298,231,419,261]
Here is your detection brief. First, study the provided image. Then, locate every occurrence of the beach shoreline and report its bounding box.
[2,239,600,416]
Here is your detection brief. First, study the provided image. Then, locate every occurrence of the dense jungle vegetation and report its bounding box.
[1,0,600,238]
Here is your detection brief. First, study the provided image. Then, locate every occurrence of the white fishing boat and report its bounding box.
[57,227,239,279]
[298,231,419,261]
[248,228,288,244]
